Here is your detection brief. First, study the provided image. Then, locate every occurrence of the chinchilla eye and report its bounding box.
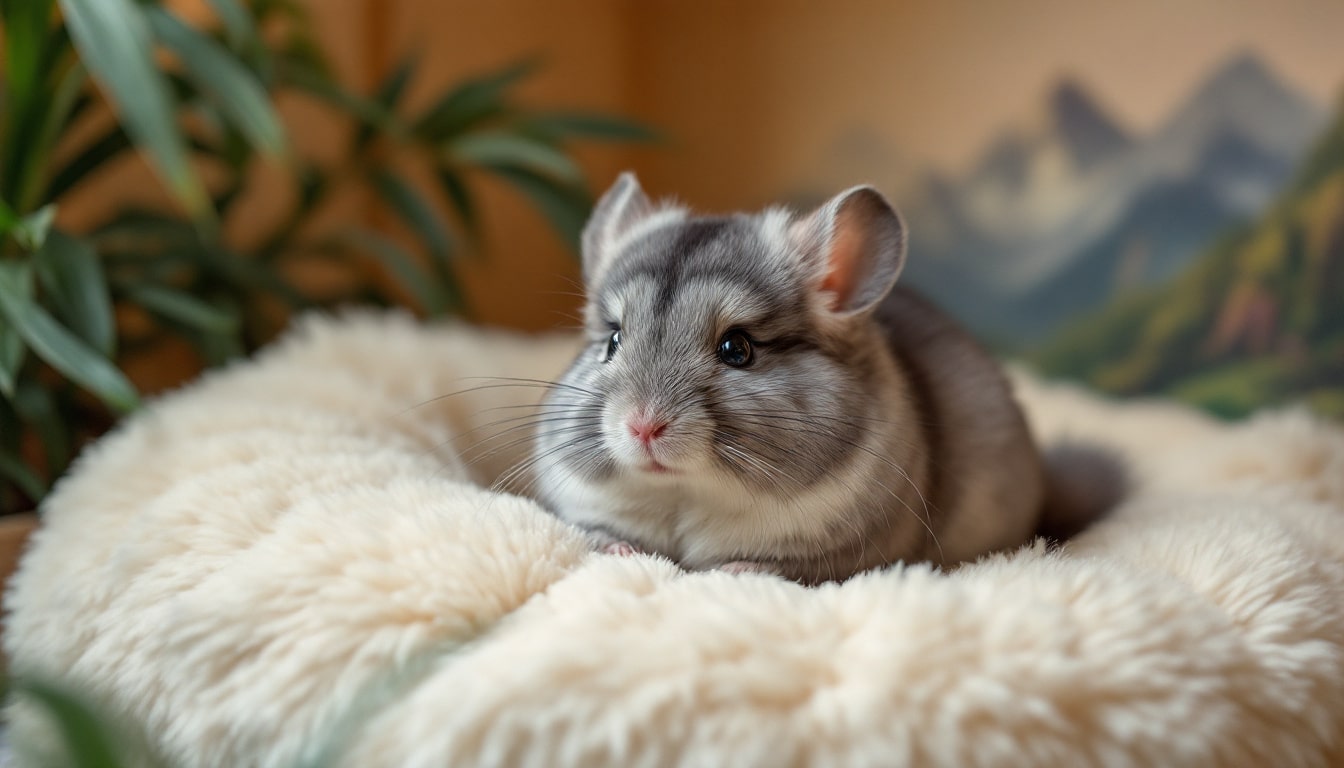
[602,329,621,363]
[717,331,753,367]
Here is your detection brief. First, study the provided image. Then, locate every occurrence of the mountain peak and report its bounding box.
[1045,77,1132,172]
[1158,49,1324,164]
[1208,50,1279,92]
[1192,50,1305,113]
[1049,78,1108,120]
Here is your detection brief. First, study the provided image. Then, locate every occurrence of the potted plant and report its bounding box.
[0,0,652,515]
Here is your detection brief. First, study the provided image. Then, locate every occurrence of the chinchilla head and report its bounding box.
[535,172,907,501]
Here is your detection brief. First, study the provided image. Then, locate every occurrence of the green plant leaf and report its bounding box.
[146,7,287,159]
[12,679,130,768]
[46,126,133,202]
[448,132,582,185]
[487,165,592,250]
[0,199,19,234]
[374,55,419,108]
[0,0,56,206]
[255,0,327,80]
[279,64,395,132]
[296,166,327,209]
[212,178,246,216]
[10,204,57,251]
[194,241,312,307]
[339,230,448,314]
[22,205,58,250]
[413,57,538,140]
[33,230,116,356]
[0,311,26,399]
[0,451,45,501]
[175,293,246,364]
[434,169,480,246]
[192,328,246,365]
[0,211,37,405]
[0,262,139,413]
[356,55,418,151]
[205,0,257,51]
[18,57,87,213]
[2,0,54,109]
[370,169,454,263]
[521,112,659,142]
[14,379,70,480]
[126,285,239,335]
[369,171,466,311]
[93,208,200,245]
[58,0,209,218]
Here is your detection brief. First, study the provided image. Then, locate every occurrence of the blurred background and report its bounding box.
[2,0,1343,515]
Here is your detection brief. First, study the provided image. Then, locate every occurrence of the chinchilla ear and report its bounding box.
[789,185,907,315]
[581,172,654,284]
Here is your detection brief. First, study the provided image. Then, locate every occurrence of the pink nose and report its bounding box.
[627,416,669,446]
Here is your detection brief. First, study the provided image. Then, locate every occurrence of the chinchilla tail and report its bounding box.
[1035,440,1130,543]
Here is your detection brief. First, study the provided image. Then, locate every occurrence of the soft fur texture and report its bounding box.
[4,311,1344,768]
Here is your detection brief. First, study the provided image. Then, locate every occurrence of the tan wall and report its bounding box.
[625,2,896,210]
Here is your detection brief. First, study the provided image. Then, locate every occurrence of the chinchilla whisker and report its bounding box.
[504,437,604,499]
[416,409,592,466]
[865,473,942,566]
[713,437,810,493]
[717,437,880,571]
[527,442,608,504]
[537,288,589,301]
[724,401,941,431]
[715,441,779,483]
[715,425,809,460]
[462,433,587,476]
[547,311,585,329]
[456,410,596,447]
[400,385,550,416]
[720,435,801,478]
[727,408,898,443]
[826,477,897,568]
[477,400,595,416]
[464,422,599,470]
[724,433,889,570]
[731,414,925,480]
[734,414,935,494]
[469,417,598,453]
[400,376,602,416]
[461,376,603,398]
[730,415,942,564]
[455,409,588,440]
[712,440,800,556]
[492,433,602,495]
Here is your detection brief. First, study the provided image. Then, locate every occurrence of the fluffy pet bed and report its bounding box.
[4,311,1344,768]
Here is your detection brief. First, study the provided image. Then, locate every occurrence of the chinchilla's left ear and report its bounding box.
[581,172,654,284]
[789,185,907,315]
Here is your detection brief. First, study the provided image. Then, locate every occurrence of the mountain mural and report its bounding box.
[1032,91,1344,418]
[890,51,1329,344]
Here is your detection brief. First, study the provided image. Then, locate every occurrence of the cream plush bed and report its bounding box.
[4,310,1344,767]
